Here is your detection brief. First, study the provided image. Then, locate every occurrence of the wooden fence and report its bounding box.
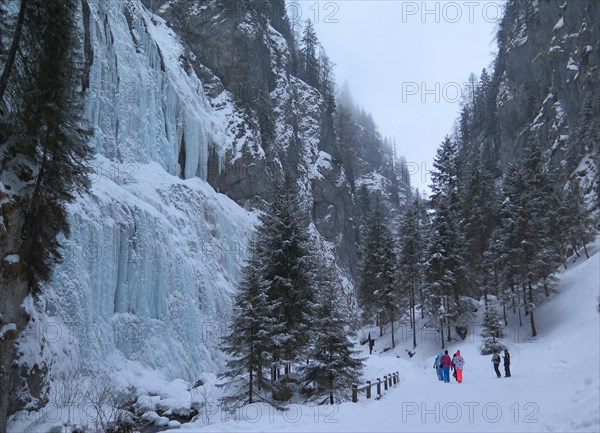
[351,371,400,403]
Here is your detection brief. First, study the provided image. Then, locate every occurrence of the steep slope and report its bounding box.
[492,0,599,191]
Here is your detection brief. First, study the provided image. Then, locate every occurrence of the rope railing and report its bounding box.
[351,371,400,403]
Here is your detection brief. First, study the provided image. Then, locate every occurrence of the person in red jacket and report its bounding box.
[441,350,452,383]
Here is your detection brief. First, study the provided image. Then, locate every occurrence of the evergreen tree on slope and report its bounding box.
[219,237,275,409]
[359,193,398,344]
[301,264,364,404]
[425,136,464,346]
[259,174,316,372]
[397,192,425,349]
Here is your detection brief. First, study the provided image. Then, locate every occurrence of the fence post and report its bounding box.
[352,385,358,403]
[384,374,388,391]
[396,371,400,385]
[366,381,371,399]
[388,374,392,387]
[377,378,381,397]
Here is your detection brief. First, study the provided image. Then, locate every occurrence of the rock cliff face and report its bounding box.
[492,0,599,188]
[147,0,407,272]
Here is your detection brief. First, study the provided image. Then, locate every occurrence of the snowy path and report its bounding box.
[172,239,600,433]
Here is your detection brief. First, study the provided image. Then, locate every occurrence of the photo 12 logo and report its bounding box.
[401,401,540,424]
[401,1,504,24]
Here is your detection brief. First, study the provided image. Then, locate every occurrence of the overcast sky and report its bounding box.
[288,0,504,195]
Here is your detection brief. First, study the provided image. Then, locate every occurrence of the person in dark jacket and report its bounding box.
[503,349,511,377]
[492,350,501,378]
[441,350,452,383]
[451,353,458,381]
[433,352,443,381]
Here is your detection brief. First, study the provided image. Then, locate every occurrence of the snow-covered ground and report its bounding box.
[8,232,598,433]
[163,238,599,433]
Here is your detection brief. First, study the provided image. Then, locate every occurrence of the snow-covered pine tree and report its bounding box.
[497,164,529,328]
[460,160,500,299]
[301,263,364,404]
[480,305,505,355]
[562,178,596,261]
[359,192,398,345]
[219,237,275,409]
[520,143,563,334]
[425,136,465,345]
[259,174,316,375]
[397,192,425,349]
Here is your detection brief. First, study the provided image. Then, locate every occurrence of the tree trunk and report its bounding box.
[511,284,516,314]
[503,304,507,326]
[522,281,528,316]
[411,294,417,349]
[583,242,589,259]
[440,318,445,349]
[0,0,28,103]
[390,310,395,348]
[528,281,537,337]
[248,367,253,404]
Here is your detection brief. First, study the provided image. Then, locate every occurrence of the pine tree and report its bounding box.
[481,305,504,355]
[1,0,92,286]
[460,160,500,298]
[0,1,92,428]
[521,143,563,332]
[355,184,371,258]
[335,102,359,191]
[496,164,528,327]
[398,193,425,349]
[259,174,316,374]
[562,179,595,261]
[425,137,465,346]
[318,48,337,155]
[359,193,398,344]
[301,264,364,404]
[300,19,320,88]
[497,144,564,336]
[219,238,275,409]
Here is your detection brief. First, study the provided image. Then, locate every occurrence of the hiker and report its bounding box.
[441,350,452,383]
[451,352,458,381]
[454,350,465,383]
[503,349,511,377]
[492,350,501,378]
[368,332,375,355]
[433,352,443,381]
